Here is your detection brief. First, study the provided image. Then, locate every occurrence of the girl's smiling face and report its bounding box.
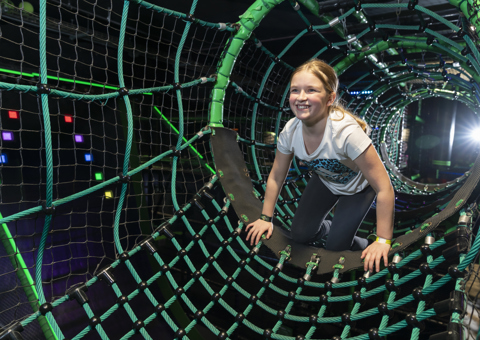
[289,70,335,126]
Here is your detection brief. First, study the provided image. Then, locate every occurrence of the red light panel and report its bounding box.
[8,111,18,119]
[64,115,73,123]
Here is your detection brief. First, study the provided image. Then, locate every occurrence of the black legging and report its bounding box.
[290,174,376,251]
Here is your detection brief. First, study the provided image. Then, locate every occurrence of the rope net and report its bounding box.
[0,0,479,339]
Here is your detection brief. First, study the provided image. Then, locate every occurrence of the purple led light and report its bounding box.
[2,131,13,141]
[75,134,84,143]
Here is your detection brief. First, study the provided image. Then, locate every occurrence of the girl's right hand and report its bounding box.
[245,219,273,246]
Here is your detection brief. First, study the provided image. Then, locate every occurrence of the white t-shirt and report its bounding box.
[277,111,372,195]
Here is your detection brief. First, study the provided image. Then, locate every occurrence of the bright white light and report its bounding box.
[470,128,480,142]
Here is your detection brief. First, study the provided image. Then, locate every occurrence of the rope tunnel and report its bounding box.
[0,0,480,339]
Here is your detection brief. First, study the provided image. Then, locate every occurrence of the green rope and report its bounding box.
[129,0,235,32]
[113,0,135,254]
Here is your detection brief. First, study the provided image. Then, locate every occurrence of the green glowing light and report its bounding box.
[0,68,26,76]
[411,173,420,181]
[415,116,425,123]
[153,106,215,174]
[95,172,103,181]
[0,211,59,340]
[433,160,451,166]
[0,68,152,94]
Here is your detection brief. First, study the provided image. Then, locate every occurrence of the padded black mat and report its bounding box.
[210,127,480,274]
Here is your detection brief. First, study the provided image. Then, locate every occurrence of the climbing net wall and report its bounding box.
[1,0,480,339]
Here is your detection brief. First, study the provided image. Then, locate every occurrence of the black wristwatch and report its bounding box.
[260,214,272,222]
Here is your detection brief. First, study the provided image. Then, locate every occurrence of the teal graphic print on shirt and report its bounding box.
[301,159,357,184]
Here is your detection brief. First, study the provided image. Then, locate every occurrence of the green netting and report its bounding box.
[1,0,480,339]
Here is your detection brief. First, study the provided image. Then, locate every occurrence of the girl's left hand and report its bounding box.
[245,219,273,246]
[361,242,391,273]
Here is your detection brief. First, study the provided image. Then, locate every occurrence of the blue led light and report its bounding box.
[0,154,7,163]
[84,153,93,162]
[350,90,373,95]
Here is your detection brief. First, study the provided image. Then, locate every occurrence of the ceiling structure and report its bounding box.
[2,0,474,95]
[157,0,470,84]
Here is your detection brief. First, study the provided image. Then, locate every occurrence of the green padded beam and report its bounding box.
[450,0,480,38]
[208,0,284,127]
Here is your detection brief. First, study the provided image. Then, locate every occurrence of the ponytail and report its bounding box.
[330,103,369,134]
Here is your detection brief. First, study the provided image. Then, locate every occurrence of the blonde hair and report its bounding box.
[290,59,368,133]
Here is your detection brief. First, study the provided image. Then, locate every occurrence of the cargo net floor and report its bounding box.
[1,0,480,339]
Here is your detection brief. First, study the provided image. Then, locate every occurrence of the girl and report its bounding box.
[246,59,394,273]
